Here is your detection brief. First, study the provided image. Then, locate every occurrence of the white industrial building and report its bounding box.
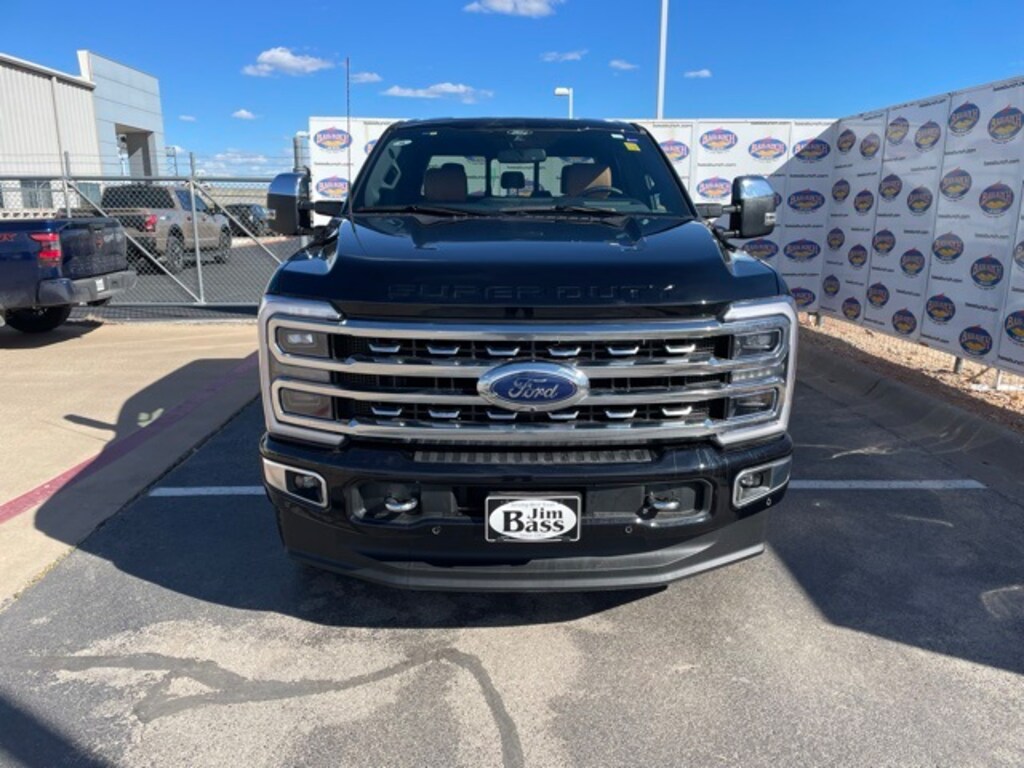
[0,50,167,209]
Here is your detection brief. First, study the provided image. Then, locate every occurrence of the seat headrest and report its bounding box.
[424,165,468,202]
[561,164,612,196]
[500,171,526,191]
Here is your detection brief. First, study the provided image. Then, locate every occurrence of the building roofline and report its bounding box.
[0,51,95,89]
[76,49,159,80]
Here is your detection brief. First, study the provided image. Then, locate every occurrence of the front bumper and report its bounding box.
[37,269,137,307]
[260,435,792,591]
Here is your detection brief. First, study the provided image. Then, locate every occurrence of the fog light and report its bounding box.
[277,328,329,358]
[280,388,333,420]
[293,474,320,490]
[739,472,765,488]
[733,330,781,357]
[727,391,776,419]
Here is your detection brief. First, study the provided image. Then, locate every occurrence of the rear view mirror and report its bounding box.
[267,172,312,235]
[729,176,777,239]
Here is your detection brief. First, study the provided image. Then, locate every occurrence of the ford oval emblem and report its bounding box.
[478,362,589,413]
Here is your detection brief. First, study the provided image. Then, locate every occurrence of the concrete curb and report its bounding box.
[798,338,1024,498]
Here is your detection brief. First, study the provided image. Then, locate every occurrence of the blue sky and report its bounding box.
[4,0,1023,171]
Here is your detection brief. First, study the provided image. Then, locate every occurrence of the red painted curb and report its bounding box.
[0,352,259,526]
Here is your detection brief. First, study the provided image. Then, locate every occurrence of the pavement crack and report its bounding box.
[31,648,525,768]
[436,648,525,768]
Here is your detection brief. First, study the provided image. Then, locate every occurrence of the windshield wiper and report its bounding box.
[499,204,625,217]
[356,205,489,217]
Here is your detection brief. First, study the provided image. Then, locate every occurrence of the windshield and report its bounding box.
[351,124,694,218]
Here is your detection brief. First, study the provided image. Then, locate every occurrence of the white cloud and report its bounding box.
[684,68,712,79]
[194,148,292,176]
[464,0,562,17]
[178,114,196,122]
[382,82,494,104]
[609,59,639,71]
[242,47,333,77]
[350,71,382,84]
[541,49,586,63]
[232,109,257,120]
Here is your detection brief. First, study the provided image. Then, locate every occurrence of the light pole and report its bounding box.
[657,0,668,119]
[554,86,574,119]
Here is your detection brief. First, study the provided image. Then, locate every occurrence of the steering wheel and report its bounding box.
[580,185,625,198]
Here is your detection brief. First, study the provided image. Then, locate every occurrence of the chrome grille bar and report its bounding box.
[259,296,798,448]
[272,377,785,406]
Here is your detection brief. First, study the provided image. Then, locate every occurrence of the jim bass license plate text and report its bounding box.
[485,494,581,543]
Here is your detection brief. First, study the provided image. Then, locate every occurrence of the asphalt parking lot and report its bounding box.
[1,348,1023,767]
[119,237,300,305]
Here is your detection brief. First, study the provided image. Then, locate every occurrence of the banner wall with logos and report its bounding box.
[307,75,1024,373]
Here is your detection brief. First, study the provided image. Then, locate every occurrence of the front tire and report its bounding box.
[5,306,73,333]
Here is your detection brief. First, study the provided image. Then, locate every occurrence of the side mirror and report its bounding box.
[729,175,777,239]
[267,171,312,235]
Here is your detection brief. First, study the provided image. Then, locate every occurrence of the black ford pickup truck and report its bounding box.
[259,118,796,591]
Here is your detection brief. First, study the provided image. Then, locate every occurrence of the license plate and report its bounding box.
[94,277,106,292]
[485,494,581,543]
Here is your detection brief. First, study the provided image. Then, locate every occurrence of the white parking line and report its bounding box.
[150,486,265,497]
[148,479,987,498]
[788,480,986,490]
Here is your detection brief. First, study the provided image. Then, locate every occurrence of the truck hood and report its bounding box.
[267,214,782,319]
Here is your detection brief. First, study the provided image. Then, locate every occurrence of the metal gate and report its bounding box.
[0,164,297,306]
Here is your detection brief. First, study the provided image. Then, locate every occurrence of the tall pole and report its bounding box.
[345,57,351,188]
[569,89,574,119]
[657,0,669,119]
[189,152,205,305]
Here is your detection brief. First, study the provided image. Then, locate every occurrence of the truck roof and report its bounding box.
[389,117,639,132]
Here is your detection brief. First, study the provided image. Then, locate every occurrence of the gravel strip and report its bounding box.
[800,315,1024,435]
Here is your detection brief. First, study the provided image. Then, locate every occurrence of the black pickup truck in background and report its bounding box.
[0,217,135,333]
[258,118,796,591]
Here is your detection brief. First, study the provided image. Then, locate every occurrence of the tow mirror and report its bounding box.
[729,175,777,239]
[267,171,312,235]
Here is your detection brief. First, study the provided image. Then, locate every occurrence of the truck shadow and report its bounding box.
[28,361,654,629]
[0,320,100,348]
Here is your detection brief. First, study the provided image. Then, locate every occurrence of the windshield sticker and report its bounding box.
[624,142,641,152]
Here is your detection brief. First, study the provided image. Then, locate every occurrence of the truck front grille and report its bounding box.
[261,300,796,447]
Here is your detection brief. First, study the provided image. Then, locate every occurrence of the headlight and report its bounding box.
[259,295,345,447]
[276,328,329,358]
[732,329,782,357]
[280,388,334,420]
[716,297,798,447]
[727,390,776,419]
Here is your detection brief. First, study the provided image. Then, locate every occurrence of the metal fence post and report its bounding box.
[61,151,72,218]
[189,153,206,304]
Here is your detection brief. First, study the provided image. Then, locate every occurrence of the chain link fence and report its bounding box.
[0,158,301,306]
